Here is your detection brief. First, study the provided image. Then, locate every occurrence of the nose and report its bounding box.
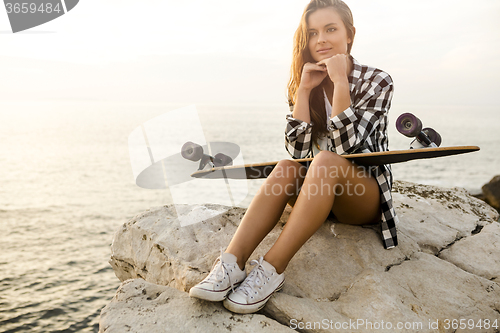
[317,32,326,43]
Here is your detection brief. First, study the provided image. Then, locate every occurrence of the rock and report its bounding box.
[439,222,500,281]
[99,278,293,333]
[469,189,486,202]
[482,175,500,210]
[103,181,500,333]
[391,181,499,254]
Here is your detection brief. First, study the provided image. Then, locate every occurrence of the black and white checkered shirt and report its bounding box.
[285,57,399,249]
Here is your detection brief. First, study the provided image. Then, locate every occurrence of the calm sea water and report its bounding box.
[0,100,498,332]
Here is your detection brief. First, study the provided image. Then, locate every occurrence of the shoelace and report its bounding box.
[204,249,238,293]
[236,257,268,298]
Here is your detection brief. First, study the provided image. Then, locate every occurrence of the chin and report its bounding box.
[314,54,331,62]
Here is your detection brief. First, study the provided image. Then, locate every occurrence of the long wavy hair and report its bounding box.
[287,0,355,145]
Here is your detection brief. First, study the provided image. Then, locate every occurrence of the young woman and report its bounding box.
[189,0,399,314]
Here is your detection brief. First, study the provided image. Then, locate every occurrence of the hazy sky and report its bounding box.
[1,0,499,106]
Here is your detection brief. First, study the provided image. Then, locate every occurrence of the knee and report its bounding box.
[310,150,346,172]
[270,159,306,182]
[312,150,343,166]
[309,151,350,179]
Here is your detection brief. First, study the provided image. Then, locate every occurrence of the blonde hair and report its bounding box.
[287,0,355,144]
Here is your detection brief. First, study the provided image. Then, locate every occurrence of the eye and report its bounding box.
[327,27,337,32]
[309,31,317,37]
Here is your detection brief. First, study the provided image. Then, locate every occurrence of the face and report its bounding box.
[307,7,352,62]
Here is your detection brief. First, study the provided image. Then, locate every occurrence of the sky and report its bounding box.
[1,0,499,106]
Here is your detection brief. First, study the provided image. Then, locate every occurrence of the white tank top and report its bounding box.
[312,90,333,156]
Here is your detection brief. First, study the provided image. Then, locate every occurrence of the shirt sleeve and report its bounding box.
[284,108,313,159]
[328,72,393,155]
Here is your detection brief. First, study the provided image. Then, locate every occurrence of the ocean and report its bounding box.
[0,100,498,332]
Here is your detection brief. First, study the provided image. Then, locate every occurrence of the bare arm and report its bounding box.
[292,62,327,123]
[292,87,312,123]
[317,54,352,118]
[331,79,350,117]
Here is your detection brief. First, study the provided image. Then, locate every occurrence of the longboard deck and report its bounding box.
[191,146,479,180]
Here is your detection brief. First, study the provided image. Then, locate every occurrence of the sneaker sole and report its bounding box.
[222,279,284,314]
[189,285,233,302]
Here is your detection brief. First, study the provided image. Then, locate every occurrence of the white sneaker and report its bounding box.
[223,256,284,314]
[189,251,246,302]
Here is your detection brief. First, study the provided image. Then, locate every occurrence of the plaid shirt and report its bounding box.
[285,57,399,249]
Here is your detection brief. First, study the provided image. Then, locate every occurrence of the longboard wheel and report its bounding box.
[396,113,422,137]
[214,153,233,167]
[181,142,203,161]
[422,127,442,147]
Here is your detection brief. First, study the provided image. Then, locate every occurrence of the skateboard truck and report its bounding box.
[181,142,233,170]
[396,113,442,149]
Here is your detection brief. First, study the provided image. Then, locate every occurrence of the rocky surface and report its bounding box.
[101,180,500,333]
[99,278,293,333]
[482,175,500,211]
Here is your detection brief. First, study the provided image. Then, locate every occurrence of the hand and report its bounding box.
[298,62,328,93]
[317,54,350,84]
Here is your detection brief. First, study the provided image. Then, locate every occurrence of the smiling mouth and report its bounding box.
[317,48,332,54]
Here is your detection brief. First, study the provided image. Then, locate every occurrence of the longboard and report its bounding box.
[191,146,479,180]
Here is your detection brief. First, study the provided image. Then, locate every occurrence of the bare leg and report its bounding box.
[264,151,380,273]
[226,159,306,269]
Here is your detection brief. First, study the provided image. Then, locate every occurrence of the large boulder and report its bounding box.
[482,175,500,211]
[101,181,500,333]
[99,278,293,333]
